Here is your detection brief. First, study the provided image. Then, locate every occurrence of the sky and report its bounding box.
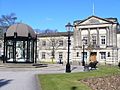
[0,0,120,32]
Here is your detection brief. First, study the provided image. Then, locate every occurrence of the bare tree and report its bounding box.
[41,29,57,34]
[49,37,60,63]
[41,29,61,63]
[0,13,17,39]
[0,13,17,27]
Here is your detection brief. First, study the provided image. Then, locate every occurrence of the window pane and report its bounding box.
[101,36,106,44]
[101,52,106,59]
[42,52,46,59]
[82,52,87,59]
[83,37,88,45]
[108,52,110,57]
[59,40,63,46]
[42,41,46,46]
[92,36,96,45]
[59,52,63,59]
[77,52,79,57]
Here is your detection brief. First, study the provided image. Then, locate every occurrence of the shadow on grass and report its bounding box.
[0,79,13,87]
[71,86,77,90]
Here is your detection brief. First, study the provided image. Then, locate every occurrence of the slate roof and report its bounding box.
[37,32,73,37]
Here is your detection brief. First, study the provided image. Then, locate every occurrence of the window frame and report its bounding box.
[42,40,46,46]
[77,52,79,57]
[82,52,87,59]
[59,40,63,46]
[41,52,46,59]
[108,52,110,57]
[92,35,97,45]
[59,52,63,59]
[101,36,106,45]
[83,37,88,45]
[100,52,106,59]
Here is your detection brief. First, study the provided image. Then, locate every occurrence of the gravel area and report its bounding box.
[81,75,120,90]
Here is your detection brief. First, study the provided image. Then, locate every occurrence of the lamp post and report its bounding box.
[82,39,86,66]
[65,22,73,73]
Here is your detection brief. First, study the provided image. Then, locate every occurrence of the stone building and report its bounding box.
[73,15,120,65]
[0,15,120,65]
[37,32,73,63]
[37,15,120,65]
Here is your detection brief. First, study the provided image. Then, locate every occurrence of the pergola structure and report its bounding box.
[3,23,37,63]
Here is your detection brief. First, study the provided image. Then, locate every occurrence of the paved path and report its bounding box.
[0,64,84,90]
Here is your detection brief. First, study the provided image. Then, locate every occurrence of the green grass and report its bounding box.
[38,66,120,90]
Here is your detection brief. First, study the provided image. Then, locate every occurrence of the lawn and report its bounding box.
[38,65,120,90]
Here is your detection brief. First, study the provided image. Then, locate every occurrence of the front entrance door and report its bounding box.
[90,52,97,62]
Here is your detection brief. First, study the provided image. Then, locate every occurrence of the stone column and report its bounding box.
[73,27,77,47]
[79,29,82,47]
[109,25,113,46]
[112,24,117,47]
[88,28,90,45]
[76,29,79,47]
[97,28,99,47]
[106,27,108,47]
[106,27,110,46]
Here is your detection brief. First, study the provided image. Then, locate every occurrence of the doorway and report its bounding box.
[90,52,97,62]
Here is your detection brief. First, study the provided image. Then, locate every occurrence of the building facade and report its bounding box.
[37,32,73,63]
[73,16,120,65]
[37,16,120,65]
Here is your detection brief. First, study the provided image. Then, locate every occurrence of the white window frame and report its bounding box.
[42,40,46,46]
[101,36,106,45]
[83,37,88,45]
[59,40,63,46]
[59,52,63,59]
[77,52,79,57]
[92,35,97,45]
[42,52,46,59]
[100,52,106,59]
[108,52,110,57]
